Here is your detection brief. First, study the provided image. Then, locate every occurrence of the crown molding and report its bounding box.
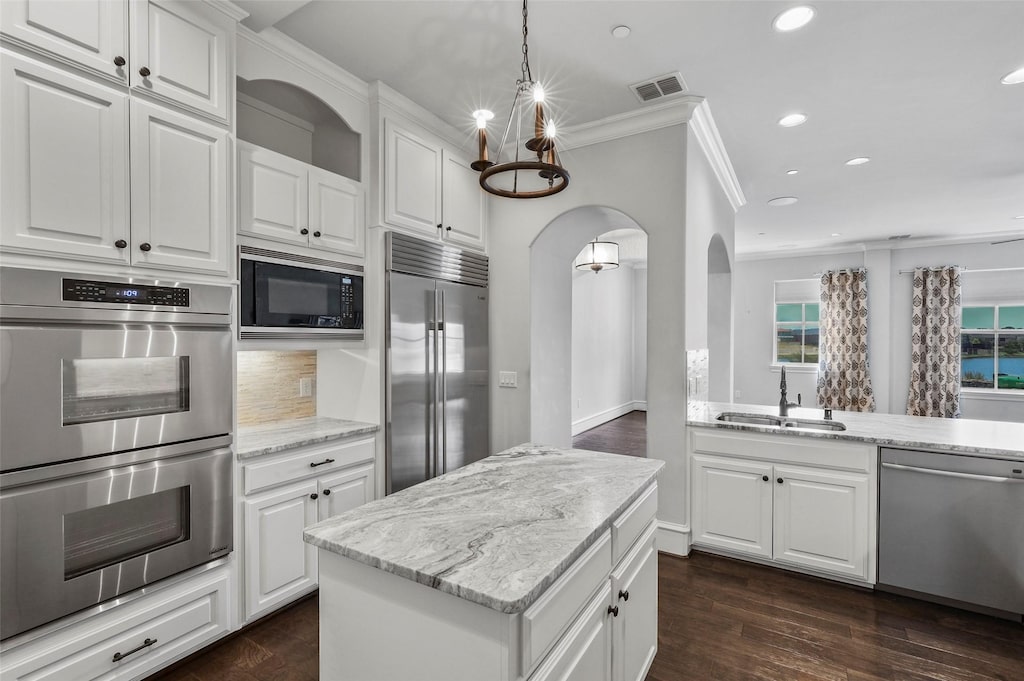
[689,100,747,212]
[205,0,249,22]
[236,26,369,104]
[735,230,1024,262]
[369,81,472,153]
[558,96,704,152]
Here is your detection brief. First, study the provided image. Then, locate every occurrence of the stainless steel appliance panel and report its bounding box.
[878,448,1024,617]
[437,280,489,474]
[0,446,233,639]
[0,321,231,471]
[386,272,440,493]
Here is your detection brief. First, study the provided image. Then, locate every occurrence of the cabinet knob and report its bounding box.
[139,66,151,78]
[777,477,784,484]
[139,242,152,252]
[300,228,309,235]
[310,493,318,500]
[762,475,769,482]
[114,239,128,249]
[446,226,452,232]
[436,223,443,230]
[618,589,629,602]
[322,488,332,496]
[113,56,126,67]
[313,231,321,238]
[607,605,619,617]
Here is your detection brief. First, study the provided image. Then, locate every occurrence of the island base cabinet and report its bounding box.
[528,587,612,681]
[611,524,658,681]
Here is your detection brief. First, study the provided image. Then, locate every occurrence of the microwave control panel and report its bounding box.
[62,279,190,307]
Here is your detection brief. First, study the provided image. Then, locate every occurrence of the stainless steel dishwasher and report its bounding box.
[878,447,1024,621]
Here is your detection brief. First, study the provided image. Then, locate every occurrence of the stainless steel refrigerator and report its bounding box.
[385,233,490,493]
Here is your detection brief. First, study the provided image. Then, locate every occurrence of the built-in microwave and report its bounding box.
[239,246,364,340]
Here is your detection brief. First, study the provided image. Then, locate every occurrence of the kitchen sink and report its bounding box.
[715,412,846,432]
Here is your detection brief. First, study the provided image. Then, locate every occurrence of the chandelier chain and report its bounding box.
[520,0,532,85]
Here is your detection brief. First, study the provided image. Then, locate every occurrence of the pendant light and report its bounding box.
[473,0,570,199]
[575,240,620,274]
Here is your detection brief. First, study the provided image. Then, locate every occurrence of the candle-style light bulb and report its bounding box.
[470,109,495,171]
[533,83,546,141]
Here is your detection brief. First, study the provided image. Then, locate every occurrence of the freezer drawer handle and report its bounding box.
[309,458,336,468]
[881,462,1020,483]
[112,637,157,662]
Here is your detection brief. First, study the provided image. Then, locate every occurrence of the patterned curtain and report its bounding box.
[907,266,962,418]
[816,269,875,412]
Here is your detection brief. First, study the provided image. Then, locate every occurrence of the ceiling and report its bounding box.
[238,1,1024,256]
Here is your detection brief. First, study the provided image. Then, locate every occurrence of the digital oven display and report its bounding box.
[62,279,190,307]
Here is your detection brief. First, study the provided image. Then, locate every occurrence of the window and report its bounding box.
[961,305,1024,391]
[774,279,819,365]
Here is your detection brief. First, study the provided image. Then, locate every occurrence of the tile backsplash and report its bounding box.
[237,351,317,426]
[686,348,709,419]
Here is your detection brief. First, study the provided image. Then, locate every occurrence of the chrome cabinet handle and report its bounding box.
[309,458,335,468]
[112,637,157,662]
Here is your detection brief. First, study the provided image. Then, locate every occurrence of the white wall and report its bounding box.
[733,240,1024,422]
[633,266,648,404]
[571,264,642,434]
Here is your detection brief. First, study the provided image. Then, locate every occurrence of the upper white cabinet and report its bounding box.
[383,118,487,251]
[1,0,233,124]
[239,142,365,259]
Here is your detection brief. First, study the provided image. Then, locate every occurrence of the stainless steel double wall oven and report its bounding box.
[0,267,233,640]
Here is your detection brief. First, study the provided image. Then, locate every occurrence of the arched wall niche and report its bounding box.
[706,233,733,402]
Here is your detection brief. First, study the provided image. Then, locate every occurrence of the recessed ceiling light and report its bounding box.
[773,6,815,32]
[768,197,798,207]
[757,232,766,236]
[1001,65,1024,85]
[611,25,631,38]
[786,169,799,175]
[778,113,807,127]
[845,156,870,165]
[1015,215,1024,220]
[831,233,841,237]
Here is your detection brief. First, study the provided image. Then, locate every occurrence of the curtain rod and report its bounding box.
[896,266,1024,275]
[812,267,866,276]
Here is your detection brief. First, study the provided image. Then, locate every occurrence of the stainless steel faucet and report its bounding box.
[779,366,801,417]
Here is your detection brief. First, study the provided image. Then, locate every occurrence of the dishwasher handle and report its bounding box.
[881,461,1022,483]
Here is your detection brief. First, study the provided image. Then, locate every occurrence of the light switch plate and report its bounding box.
[499,371,518,388]
[299,377,314,397]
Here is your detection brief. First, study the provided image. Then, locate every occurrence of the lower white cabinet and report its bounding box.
[690,429,876,583]
[0,564,232,681]
[242,437,375,622]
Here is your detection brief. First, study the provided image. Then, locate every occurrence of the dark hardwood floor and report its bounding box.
[153,552,1024,681]
[572,409,647,457]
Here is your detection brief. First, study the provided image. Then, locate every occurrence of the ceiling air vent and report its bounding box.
[629,72,688,103]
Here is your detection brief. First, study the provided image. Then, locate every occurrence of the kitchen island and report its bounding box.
[303,444,664,681]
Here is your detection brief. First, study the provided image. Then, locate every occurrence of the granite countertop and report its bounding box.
[236,416,379,460]
[689,401,1024,460]
[303,444,664,614]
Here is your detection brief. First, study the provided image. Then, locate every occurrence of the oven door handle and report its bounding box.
[0,305,228,326]
[881,462,1020,483]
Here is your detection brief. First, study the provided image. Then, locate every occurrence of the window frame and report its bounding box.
[773,303,820,367]
[960,302,1024,394]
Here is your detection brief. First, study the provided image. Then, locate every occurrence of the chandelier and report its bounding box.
[574,240,620,274]
[471,0,569,199]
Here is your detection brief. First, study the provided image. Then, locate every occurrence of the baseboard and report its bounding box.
[656,521,691,557]
[631,400,647,412]
[572,402,638,436]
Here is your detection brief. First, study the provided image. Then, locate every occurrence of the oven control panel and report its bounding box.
[62,279,190,307]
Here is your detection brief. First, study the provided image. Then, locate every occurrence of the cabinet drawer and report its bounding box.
[0,567,231,681]
[522,530,612,676]
[612,483,658,563]
[243,437,375,494]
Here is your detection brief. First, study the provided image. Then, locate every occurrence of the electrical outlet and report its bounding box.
[498,371,518,388]
[576,399,581,409]
[299,377,313,397]
[734,389,742,399]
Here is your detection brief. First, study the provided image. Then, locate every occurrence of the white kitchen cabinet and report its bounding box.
[689,429,876,584]
[0,564,232,681]
[530,586,613,681]
[241,436,376,622]
[130,99,229,274]
[2,0,233,124]
[0,49,130,265]
[611,525,658,681]
[239,142,366,259]
[383,119,487,251]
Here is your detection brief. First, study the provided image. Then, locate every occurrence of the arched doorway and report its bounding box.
[707,233,733,402]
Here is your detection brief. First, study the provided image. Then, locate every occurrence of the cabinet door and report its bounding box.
[131,0,230,122]
[529,587,613,681]
[317,463,375,521]
[611,525,657,681]
[384,119,441,235]
[130,99,229,274]
[441,149,486,251]
[773,465,870,580]
[1,0,128,83]
[238,142,309,246]
[1,51,130,264]
[244,480,319,621]
[691,455,773,558]
[309,167,365,258]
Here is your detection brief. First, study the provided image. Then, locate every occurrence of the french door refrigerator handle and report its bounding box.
[441,289,448,475]
[880,462,1018,483]
[432,288,441,480]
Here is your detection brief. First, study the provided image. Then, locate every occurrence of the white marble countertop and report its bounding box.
[303,444,664,614]
[236,416,379,460]
[689,401,1024,460]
